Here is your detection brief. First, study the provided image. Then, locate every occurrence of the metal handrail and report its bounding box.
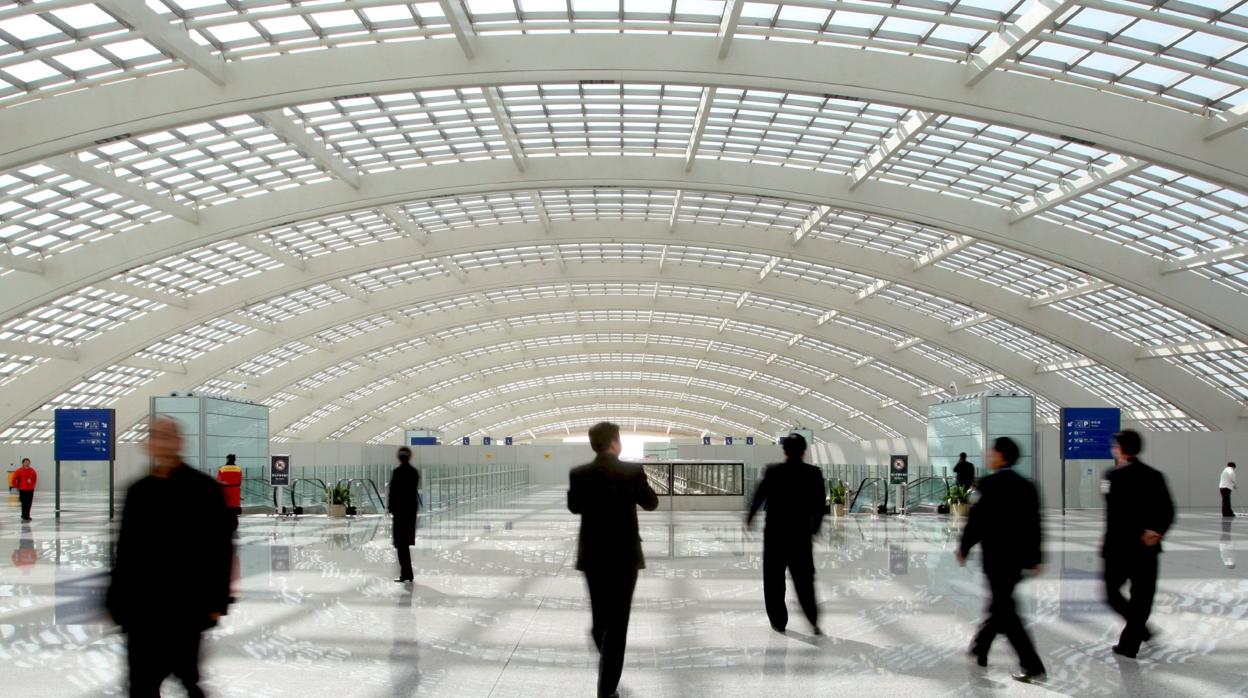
[336,478,386,513]
[241,477,277,509]
[849,477,888,513]
[288,477,328,509]
[903,476,951,510]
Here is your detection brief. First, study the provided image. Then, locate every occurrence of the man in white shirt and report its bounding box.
[1221,462,1237,518]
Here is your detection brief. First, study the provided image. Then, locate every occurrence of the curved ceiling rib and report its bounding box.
[1,219,1238,432]
[510,417,719,441]
[2,37,1244,189]
[269,343,923,443]
[465,407,763,443]
[4,160,1243,349]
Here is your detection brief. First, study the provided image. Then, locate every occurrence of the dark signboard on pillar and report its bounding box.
[270,455,290,487]
[1061,407,1120,460]
[54,409,115,461]
[889,455,909,484]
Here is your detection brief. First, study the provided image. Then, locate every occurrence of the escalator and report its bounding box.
[849,477,888,514]
[241,478,276,513]
[336,478,387,515]
[903,476,951,513]
[288,478,329,514]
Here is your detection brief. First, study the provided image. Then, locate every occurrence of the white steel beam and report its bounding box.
[97,0,226,85]
[0,339,77,361]
[735,291,749,309]
[226,312,275,334]
[949,312,992,332]
[94,279,188,309]
[121,355,187,374]
[669,189,684,230]
[856,279,890,301]
[1029,280,1111,307]
[718,0,747,59]
[260,111,360,188]
[967,0,1076,86]
[793,205,831,245]
[440,257,469,283]
[483,87,526,171]
[0,252,43,275]
[1011,157,1146,223]
[50,155,199,224]
[850,110,937,189]
[816,309,839,327]
[758,256,781,281]
[236,235,306,270]
[437,0,477,58]
[327,280,369,304]
[1207,101,1248,140]
[1162,244,1248,274]
[1035,356,1097,373]
[914,235,975,270]
[685,87,717,172]
[529,191,553,233]
[379,205,429,245]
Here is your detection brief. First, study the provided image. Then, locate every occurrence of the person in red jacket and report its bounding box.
[12,458,37,522]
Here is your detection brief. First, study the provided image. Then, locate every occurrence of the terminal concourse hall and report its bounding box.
[1,0,1247,696]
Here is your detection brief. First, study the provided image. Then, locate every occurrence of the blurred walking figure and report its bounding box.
[567,422,659,698]
[1102,429,1175,659]
[11,458,37,521]
[954,452,976,490]
[957,437,1046,683]
[107,417,233,698]
[746,433,826,635]
[1221,462,1237,517]
[388,446,421,583]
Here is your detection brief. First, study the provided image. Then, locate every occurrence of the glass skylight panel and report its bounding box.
[261,210,401,259]
[120,239,280,296]
[0,352,45,387]
[364,337,429,362]
[676,191,810,230]
[502,83,702,159]
[695,89,903,174]
[74,115,330,209]
[875,284,974,324]
[911,342,994,378]
[240,283,347,324]
[234,341,315,376]
[0,162,167,258]
[0,4,176,106]
[329,413,377,440]
[0,285,162,346]
[45,364,162,409]
[282,403,342,436]
[0,418,55,443]
[451,245,554,271]
[345,259,445,293]
[666,244,768,272]
[811,209,949,258]
[398,192,532,233]
[543,188,675,222]
[342,376,397,402]
[937,241,1087,297]
[771,258,876,292]
[396,294,479,317]
[262,391,299,409]
[138,316,255,363]
[195,377,249,395]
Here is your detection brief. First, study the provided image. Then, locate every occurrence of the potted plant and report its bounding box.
[947,485,971,518]
[328,484,351,518]
[828,483,848,517]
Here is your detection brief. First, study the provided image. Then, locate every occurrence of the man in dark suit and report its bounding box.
[107,417,233,698]
[957,436,1046,684]
[567,422,659,698]
[1102,429,1175,659]
[954,452,975,490]
[388,446,421,583]
[746,433,826,634]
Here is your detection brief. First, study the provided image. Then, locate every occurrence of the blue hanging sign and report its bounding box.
[54,409,115,461]
[1061,407,1120,460]
[702,436,711,446]
[462,436,470,445]
[483,436,492,446]
[504,436,513,445]
[745,436,754,446]
[725,436,733,445]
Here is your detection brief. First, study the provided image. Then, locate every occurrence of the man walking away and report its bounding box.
[389,446,421,583]
[1102,429,1175,659]
[12,458,36,522]
[746,433,826,635]
[107,417,233,698]
[954,452,975,491]
[1221,462,1237,517]
[567,422,659,698]
[957,437,1046,684]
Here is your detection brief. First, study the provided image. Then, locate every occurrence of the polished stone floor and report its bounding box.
[1,488,1245,697]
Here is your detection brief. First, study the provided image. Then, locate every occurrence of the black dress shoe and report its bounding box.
[812,626,824,636]
[1112,645,1137,659]
[1011,669,1046,684]
[770,625,786,634]
[394,577,413,583]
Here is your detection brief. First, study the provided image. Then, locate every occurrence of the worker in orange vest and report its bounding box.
[217,454,242,532]
[11,458,37,522]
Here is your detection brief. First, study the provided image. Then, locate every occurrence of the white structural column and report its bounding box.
[966,0,1076,86]
[1207,101,1248,140]
[259,111,361,188]
[685,87,718,171]
[529,191,553,232]
[437,0,477,58]
[96,0,226,85]
[49,155,199,224]
[1011,156,1146,223]
[850,110,938,189]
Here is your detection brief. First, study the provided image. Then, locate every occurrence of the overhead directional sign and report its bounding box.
[1061,407,1120,460]
[54,409,115,461]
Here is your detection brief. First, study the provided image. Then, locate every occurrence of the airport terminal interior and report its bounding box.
[1,0,1247,695]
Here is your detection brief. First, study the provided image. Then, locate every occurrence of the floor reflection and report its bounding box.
[1,489,1245,697]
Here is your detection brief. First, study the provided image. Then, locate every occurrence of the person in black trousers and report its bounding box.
[1220,462,1237,517]
[388,446,421,583]
[746,433,826,635]
[1102,429,1175,659]
[107,417,233,698]
[954,452,975,490]
[957,437,1045,683]
[568,422,659,698]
